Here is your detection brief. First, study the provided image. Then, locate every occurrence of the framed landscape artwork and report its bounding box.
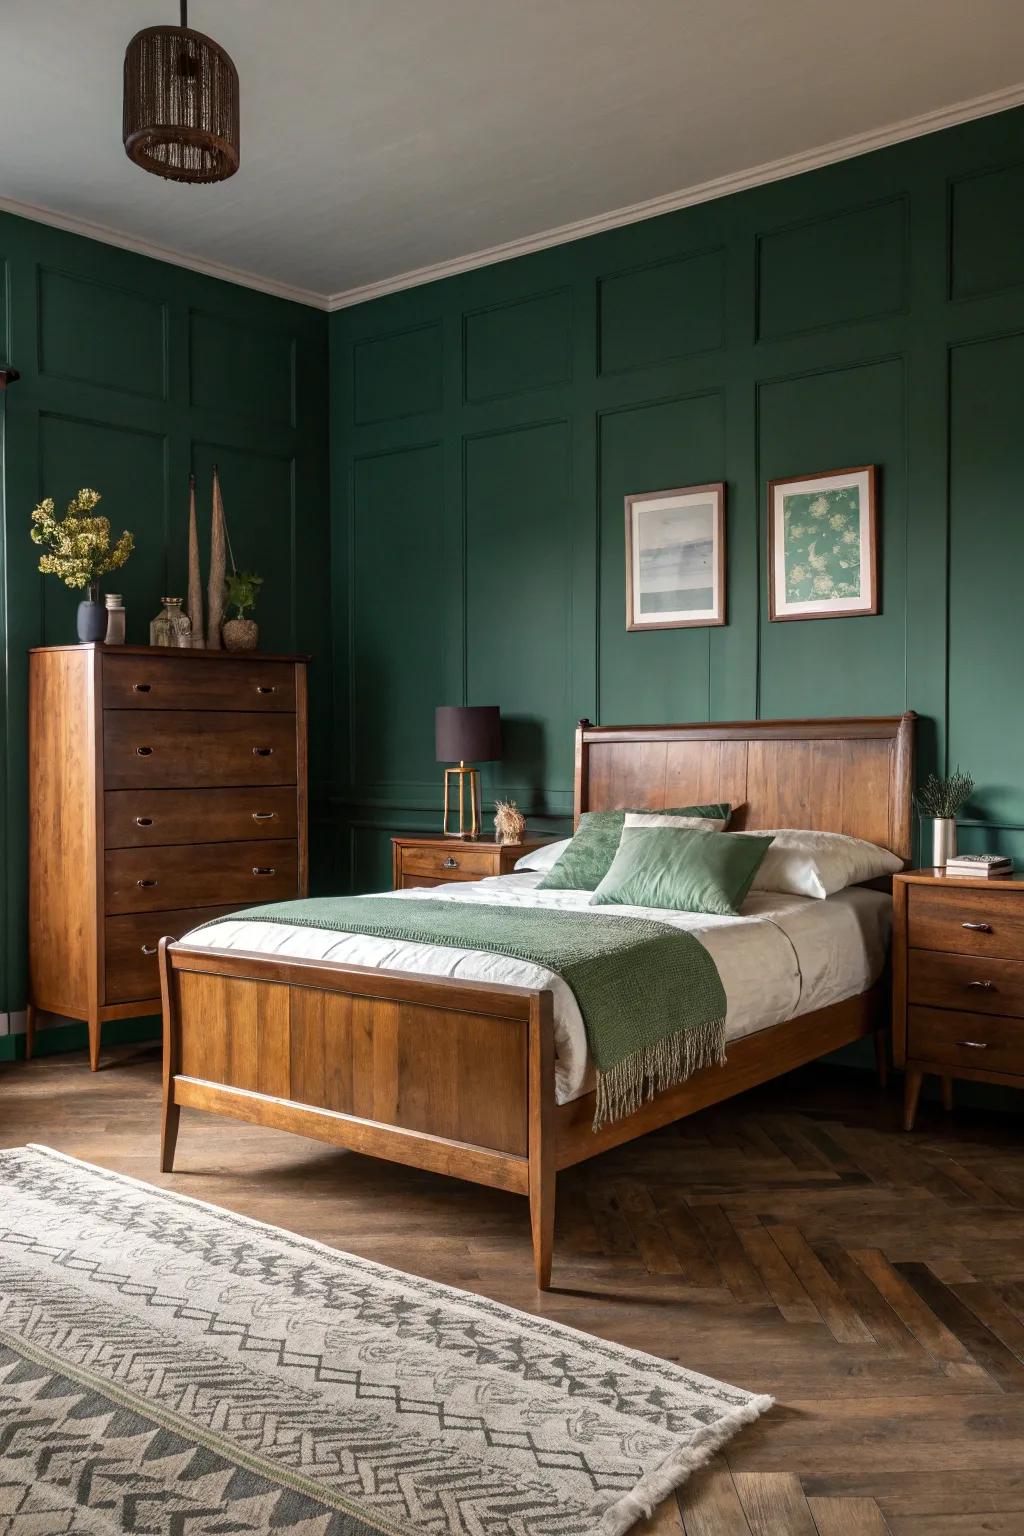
[625,482,726,630]
[767,465,878,621]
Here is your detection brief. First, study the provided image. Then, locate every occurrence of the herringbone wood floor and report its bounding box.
[2,1046,1023,1535]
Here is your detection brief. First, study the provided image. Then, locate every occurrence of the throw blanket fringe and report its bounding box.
[200,895,728,1130]
[596,1016,727,1129]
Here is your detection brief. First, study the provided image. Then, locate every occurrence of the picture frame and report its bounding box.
[767,465,878,622]
[624,482,726,631]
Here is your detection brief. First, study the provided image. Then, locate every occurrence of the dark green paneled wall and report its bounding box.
[0,210,330,1032]
[331,108,1024,892]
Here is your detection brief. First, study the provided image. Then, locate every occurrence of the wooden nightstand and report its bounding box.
[391,836,552,890]
[893,867,1024,1129]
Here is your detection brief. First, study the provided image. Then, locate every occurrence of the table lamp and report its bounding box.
[435,705,501,839]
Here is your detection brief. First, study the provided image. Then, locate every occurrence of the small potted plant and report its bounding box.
[31,489,134,641]
[916,768,974,867]
[222,569,263,651]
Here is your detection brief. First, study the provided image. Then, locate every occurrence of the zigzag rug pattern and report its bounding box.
[0,1146,769,1536]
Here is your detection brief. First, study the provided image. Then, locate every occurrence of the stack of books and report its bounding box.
[945,853,1014,879]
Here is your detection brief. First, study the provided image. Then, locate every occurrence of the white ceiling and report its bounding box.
[3,0,1024,309]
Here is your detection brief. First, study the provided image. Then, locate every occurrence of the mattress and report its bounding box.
[180,874,891,1106]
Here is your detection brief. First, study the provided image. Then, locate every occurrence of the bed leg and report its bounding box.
[528,993,555,1290]
[159,937,180,1173]
[873,1026,889,1089]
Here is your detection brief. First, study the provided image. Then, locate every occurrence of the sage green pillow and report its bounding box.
[592,825,774,916]
[536,804,730,892]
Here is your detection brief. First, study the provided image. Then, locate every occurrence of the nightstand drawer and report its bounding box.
[908,1005,1024,1077]
[401,846,496,879]
[908,884,1024,961]
[908,950,1024,1019]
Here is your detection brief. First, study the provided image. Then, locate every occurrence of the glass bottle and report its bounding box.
[104,593,126,645]
[149,597,192,648]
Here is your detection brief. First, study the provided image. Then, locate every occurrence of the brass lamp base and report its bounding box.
[442,761,481,839]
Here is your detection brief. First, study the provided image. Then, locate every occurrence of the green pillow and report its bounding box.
[592,825,774,916]
[536,805,730,892]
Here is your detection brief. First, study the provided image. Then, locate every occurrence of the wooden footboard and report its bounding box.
[160,937,885,1289]
[159,938,556,1284]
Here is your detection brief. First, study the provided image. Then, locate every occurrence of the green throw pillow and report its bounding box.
[592,825,774,916]
[536,805,730,892]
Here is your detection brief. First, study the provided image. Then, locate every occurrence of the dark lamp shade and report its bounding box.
[435,705,501,764]
[123,23,240,183]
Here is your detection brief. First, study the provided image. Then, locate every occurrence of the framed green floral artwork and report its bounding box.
[767,465,878,621]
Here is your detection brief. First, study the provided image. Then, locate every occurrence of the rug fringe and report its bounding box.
[595,1391,775,1535]
[593,1017,727,1130]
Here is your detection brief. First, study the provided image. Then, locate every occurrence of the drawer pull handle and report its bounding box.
[966,980,995,990]
[136,746,153,757]
[256,685,276,695]
[135,816,153,827]
[252,865,276,876]
[442,856,458,870]
[132,683,151,693]
[136,878,158,888]
[140,943,158,956]
[962,921,992,932]
[958,1039,989,1049]
[252,810,276,821]
[252,746,273,757]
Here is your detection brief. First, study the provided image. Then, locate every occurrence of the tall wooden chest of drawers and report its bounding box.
[27,644,308,1069]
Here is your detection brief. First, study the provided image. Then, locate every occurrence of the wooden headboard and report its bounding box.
[575,713,917,861]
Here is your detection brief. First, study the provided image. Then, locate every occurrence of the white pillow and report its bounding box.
[514,838,572,872]
[741,828,902,899]
[625,811,729,831]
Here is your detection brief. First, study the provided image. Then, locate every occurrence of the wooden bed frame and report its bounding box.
[160,712,916,1288]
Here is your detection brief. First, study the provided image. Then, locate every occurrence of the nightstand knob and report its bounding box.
[442,856,458,870]
[957,1040,989,1049]
[962,921,992,932]
[966,979,995,990]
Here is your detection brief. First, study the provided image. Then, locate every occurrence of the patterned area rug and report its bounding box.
[0,1146,771,1535]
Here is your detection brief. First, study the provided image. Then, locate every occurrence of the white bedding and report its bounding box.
[181,875,891,1105]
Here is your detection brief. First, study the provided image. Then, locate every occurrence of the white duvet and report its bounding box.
[180,874,891,1105]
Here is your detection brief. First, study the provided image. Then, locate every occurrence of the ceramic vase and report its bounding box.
[76,583,106,642]
[930,816,957,868]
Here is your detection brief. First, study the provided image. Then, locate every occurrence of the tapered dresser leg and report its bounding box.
[873,1027,889,1089]
[941,1075,954,1113]
[160,1097,180,1173]
[87,1013,101,1072]
[903,1066,924,1131]
[25,1002,36,1060]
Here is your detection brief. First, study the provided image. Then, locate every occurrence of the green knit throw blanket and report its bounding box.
[202,896,727,1129]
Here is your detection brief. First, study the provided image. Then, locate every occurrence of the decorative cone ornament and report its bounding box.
[206,466,227,648]
[123,2,239,184]
[186,473,203,647]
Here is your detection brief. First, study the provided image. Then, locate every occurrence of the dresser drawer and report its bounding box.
[104,711,297,789]
[908,949,1024,1019]
[908,1005,1024,1077]
[104,903,243,1003]
[102,653,295,712]
[105,839,298,914]
[907,884,1024,961]
[105,787,297,848]
[401,845,496,879]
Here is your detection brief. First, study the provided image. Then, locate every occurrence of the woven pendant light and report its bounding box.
[123,1,239,183]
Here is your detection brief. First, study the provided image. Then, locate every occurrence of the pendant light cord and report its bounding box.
[180,0,188,28]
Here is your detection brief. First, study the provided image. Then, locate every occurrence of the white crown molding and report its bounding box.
[1,81,1022,315]
[0,193,329,310]
[326,81,1024,311]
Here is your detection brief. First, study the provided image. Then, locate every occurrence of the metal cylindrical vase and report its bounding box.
[930,816,957,868]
